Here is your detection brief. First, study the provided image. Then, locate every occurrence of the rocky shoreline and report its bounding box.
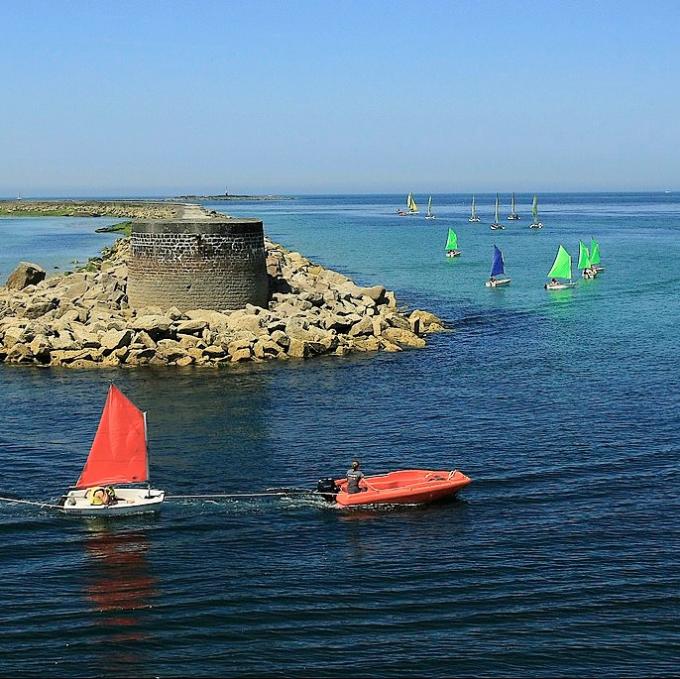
[0,200,187,220]
[0,235,445,369]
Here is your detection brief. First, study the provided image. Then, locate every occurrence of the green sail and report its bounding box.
[445,228,458,250]
[590,238,601,265]
[577,240,591,269]
[547,245,572,279]
[532,194,538,220]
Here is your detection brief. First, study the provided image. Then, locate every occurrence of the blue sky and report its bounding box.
[2,0,679,196]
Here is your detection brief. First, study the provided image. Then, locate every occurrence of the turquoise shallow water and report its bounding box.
[0,193,679,677]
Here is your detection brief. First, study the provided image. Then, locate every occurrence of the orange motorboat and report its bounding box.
[325,469,471,507]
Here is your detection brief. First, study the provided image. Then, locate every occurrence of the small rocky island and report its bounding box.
[0,203,444,368]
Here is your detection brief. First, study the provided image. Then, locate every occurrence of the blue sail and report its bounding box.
[490,245,505,277]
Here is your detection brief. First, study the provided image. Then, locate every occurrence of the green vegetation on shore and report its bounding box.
[94,221,133,236]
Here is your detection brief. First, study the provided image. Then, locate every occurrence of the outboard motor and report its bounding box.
[316,478,340,502]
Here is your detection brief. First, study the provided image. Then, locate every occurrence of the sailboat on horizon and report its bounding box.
[507,193,520,220]
[490,194,505,230]
[529,194,543,229]
[397,192,419,216]
[425,195,436,219]
[408,193,419,214]
[545,245,576,290]
[468,195,481,222]
[485,245,511,287]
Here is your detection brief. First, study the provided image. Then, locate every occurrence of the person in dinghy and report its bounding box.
[346,460,367,494]
[59,385,165,516]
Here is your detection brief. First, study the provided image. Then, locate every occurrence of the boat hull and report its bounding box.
[60,487,165,516]
[490,224,505,230]
[486,278,511,287]
[335,469,471,507]
[446,250,461,258]
[529,223,543,229]
[545,282,576,290]
[468,217,481,223]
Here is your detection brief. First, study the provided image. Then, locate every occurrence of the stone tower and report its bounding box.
[127,218,268,311]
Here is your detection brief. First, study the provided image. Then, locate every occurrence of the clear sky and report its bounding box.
[2,0,679,196]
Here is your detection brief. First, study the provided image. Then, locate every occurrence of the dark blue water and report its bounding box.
[1,194,679,677]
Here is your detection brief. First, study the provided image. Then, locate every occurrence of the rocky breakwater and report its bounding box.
[0,239,445,368]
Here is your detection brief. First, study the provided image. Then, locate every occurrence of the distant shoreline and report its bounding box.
[173,194,293,201]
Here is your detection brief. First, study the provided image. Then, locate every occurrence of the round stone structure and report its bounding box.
[127,218,268,311]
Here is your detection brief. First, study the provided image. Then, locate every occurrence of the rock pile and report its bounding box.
[0,238,445,368]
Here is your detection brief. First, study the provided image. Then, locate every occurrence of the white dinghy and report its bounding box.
[485,245,511,287]
[544,245,577,290]
[59,385,165,516]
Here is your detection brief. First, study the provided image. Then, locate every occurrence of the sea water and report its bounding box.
[0,193,678,677]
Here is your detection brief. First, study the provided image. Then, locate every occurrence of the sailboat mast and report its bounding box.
[143,411,150,483]
[495,194,500,222]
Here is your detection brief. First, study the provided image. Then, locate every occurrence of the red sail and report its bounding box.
[76,385,148,488]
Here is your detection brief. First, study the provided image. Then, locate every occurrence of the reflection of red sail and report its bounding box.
[84,529,156,650]
[76,385,148,488]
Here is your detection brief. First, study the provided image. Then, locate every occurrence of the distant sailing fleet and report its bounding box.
[400,194,605,291]
[444,232,605,290]
[397,192,543,229]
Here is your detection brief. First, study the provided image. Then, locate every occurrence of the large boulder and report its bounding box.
[174,319,208,335]
[130,314,173,336]
[100,328,133,353]
[6,262,46,291]
[349,316,374,337]
[226,311,263,334]
[409,309,444,332]
[357,285,386,303]
[381,327,427,349]
[25,298,58,319]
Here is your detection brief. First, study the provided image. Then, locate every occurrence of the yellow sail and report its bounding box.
[408,194,419,212]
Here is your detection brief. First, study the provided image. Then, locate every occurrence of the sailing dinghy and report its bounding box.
[529,194,543,229]
[468,195,481,222]
[408,193,419,214]
[507,193,520,220]
[490,194,505,230]
[545,245,576,290]
[485,245,511,287]
[425,195,436,219]
[590,237,605,272]
[397,192,417,215]
[445,228,461,257]
[330,469,471,507]
[59,385,165,516]
[578,240,598,279]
